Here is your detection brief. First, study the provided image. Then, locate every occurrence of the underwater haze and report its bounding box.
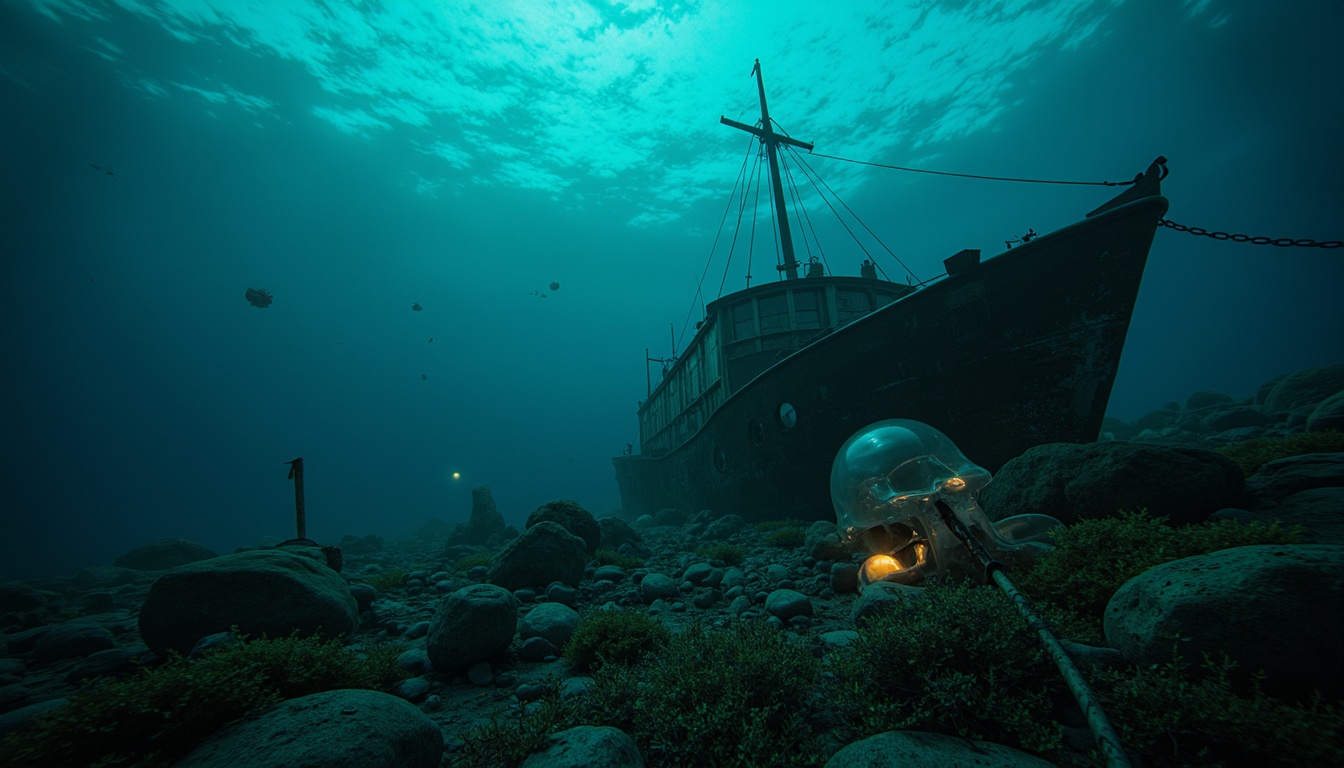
[2,0,1341,581]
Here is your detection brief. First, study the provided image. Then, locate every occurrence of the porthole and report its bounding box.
[748,419,765,446]
[714,446,727,473]
[778,402,797,431]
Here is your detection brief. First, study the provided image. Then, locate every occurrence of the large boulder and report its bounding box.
[1104,544,1344,700]
[1268,487,1344,544]
[597,517,642,551]
[137,549,359,657]
[1245,453,1344,505]
[487,521,588,590]
[825,730,1056,767]
[981,442,1243,525]
[113,538,218,571]
[518,602,581,648]
[0,583,48,614]
[527,500,601,554]
[174,689,442,768]
[1307,390,1344,432]
[447,485,508,548]
[1263,363,1344,416]
[426,583,517,675]
[32,621,115,663]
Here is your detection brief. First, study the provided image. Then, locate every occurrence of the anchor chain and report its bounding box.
[1160,219,1342,248]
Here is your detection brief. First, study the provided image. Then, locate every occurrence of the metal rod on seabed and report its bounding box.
[286,457,305,539]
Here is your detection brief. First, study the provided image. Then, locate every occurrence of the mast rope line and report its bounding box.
[807,151,1135,187]
[810,149,1341,248]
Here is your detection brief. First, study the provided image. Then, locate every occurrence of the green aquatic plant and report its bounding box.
[368,568,406,592]
[825,581,1066,759]
[695,543,745,566]
[592,547,644,570]
[0,632,407,768]
[1013,509,1303,640]
[452,682,576,768]
[563,609,670,674]
[578,621,825,767]
[754,519,810,532]
[764,527,807,548]
[1215,429,1344,475]
[1095,648,1344,767]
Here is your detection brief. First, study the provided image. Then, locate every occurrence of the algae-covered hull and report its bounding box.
[613,194,1168,522]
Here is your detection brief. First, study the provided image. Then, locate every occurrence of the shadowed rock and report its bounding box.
[426,583,517,675]
[487,522,587,590]
[981,442,1243,525]
[114,539,218,571]
[447,485,508,548]
[527,500,601,554]
[174,689,442,768]
[137,549,358,657]
[1105,543,1344,701]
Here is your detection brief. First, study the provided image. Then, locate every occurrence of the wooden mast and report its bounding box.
[720,59,814,280]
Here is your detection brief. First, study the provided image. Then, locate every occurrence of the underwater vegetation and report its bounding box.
[452,552,496,572]
[1213,429,1344,474]
[591,548,645,570]
[447,510,1340,768]
[764,527,807,548]
[694,543,746,566]
[458,621,824,768]
[368,568,407,592]
[0,632,407,768]
[561,609,669,674]
[1014,508,1305,641]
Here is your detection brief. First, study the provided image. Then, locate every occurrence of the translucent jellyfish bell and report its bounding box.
[830,419,1062,587]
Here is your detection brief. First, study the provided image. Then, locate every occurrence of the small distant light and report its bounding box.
[452,472,461,480]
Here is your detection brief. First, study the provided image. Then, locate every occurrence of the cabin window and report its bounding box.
[794,290,821,328]
[758,293,789,333]
[703,323,720,383]
[837,289,873,322]
[731,301,754,341]
[687,350,702,399]
[778,402,797,430]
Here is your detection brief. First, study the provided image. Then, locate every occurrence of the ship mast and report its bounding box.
[720,60,815,280]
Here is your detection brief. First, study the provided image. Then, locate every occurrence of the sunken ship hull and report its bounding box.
[613,194,1169,522]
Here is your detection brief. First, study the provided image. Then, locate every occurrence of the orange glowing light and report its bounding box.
[860,554,901,585]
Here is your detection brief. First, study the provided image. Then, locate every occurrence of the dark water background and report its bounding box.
[3,0,1341,581]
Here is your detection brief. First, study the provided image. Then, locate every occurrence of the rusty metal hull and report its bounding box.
[613,195,1169,522]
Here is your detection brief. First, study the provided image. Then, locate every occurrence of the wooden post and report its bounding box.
[286,457,305,540]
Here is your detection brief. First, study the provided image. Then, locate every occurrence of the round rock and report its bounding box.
[137,549,358,657]
[426,583,518,675]
[519,602,581,648]
[764,589,812,621]
[173,688,442,768]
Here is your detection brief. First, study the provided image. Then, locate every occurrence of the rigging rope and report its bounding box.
[808,152,1135,187]
[785,145,923,283]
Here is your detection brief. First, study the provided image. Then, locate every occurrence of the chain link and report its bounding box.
[1160,219,1342,248]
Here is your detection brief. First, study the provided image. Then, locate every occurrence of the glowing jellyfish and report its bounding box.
[831,419,1062,587]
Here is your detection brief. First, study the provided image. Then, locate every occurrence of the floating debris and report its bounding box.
[412,302,423,311]
[549,281,560,292]
[421,373,427,381]
[244,288,273,308]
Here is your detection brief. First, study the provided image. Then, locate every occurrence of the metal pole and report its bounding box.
[286,457,305,540]
[933,500,1132,768]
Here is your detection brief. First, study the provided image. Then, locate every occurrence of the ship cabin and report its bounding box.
[638,265,917,456]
